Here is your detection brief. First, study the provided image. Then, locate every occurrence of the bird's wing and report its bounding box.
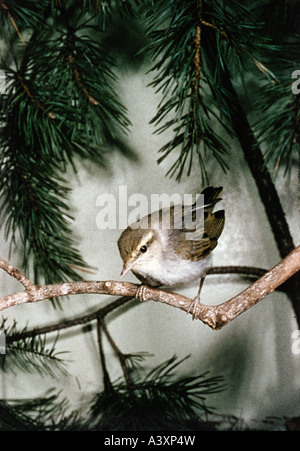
[173,210,225,261]
[172,186,225,261]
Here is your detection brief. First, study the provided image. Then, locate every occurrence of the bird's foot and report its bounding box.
[135,284,148,302]
[187,294,201,320]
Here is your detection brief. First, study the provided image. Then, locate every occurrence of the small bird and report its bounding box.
[118,186,225,318]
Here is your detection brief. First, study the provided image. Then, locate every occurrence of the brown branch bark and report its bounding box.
[0,257,33,291]
[5,267,269,343]
[205,35,300,327]
[17,75,56,119]
[0,1,26,46]
[0,247,299,330]
[200,20,229,41]
[66,31,98,106]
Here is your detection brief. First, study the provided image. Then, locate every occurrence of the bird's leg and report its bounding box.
[188,272,208,320]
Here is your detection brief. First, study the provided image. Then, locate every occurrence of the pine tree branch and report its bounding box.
[96,316,113,392]
[66,30,98,106]
[0,247,299,330]
[207,265,267,278]
[0,0,26,46]
[290,94,300,153]
[0,257,34,291]
[200,19,229,41]
[229,82,300,325]
[193,24,201,99]
[0,12,131,286]
[17,74,56,119]
[5,266,275,344]
[7,295,134,343]
[227,84,296,260]
[204,35,300,327]
[193,0,203,99]
[133,247,300,329]
[98,316,133,388]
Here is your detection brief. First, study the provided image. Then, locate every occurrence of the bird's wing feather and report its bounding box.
[173,183,225,262]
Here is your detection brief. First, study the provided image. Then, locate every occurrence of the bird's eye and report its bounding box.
[140,245,147,253]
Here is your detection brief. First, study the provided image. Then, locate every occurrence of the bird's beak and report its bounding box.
[120,260,135,279]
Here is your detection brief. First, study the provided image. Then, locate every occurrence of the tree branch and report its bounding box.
[98,316,133,388]
[0,247,299,330]
[0,257,34,291]
[96,316,113,392]
[66,30,98,106]
[201,33,300,327]
[4,268,268,343]
[0,1,27,46]
[17,75,56,120]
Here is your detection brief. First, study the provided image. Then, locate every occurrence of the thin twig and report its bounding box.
[194,0,203,99]
[200,20,229,41]
[193,0,229,100]
[99,316,132,387]
[96,316,113,392]
[17,75,56,119]
[67,31,98,106]
[194,24,201,99]
[7,295,134,343]
[1,1,27,46]
[0,257,34,291]
[207,266,267,278]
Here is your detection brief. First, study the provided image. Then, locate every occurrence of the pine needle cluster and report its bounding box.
[0,0,299,431]
[0,331,225,431]
[0,1,132,284]
[0,0,299,284]
[143,0,288,181]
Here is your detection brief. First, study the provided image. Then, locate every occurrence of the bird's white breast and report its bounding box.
[133,246,211,287]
